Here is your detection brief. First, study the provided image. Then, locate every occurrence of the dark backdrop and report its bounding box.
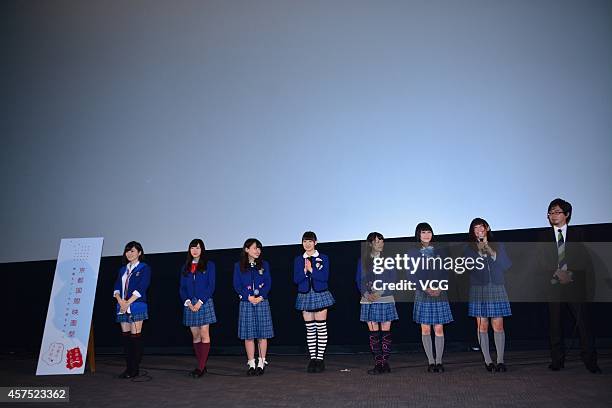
[3,224,611,355]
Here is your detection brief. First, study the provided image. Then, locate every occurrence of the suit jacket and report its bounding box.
[535,226,593,302]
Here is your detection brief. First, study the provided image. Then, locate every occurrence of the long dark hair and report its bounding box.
[362,232,384,274]
[240,238,263,272]
[468,218,497,251]
[183,238,208,276]
[123,241,144,264]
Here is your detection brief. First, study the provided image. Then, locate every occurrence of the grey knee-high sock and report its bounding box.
[422,335,434,365]
[479,332,492,364]
[434,335,445,364]
[494,331,505,364]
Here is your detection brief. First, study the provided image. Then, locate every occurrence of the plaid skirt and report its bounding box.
[116,302,148,323]
[183,298,217,327]
[360,302,399,323]
[468,284,512,317]
[413,290,453,324]
[295,289,335,311]
[238,299,274,340]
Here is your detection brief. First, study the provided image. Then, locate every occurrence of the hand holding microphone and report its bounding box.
[477,233,487,253]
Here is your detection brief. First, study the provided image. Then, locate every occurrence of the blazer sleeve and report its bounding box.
[132,264,151,298]
[491,243,512,272]
[179,270,189,303]
[113,269,123,296]
[294,256,308,284]
[260,261,272,298]
[311,255,329,283]
[203,261,216,300]
[233,263,249,300]
[356,259,364,294]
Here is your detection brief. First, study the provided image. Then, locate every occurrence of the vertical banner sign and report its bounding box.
[36,238,104,375]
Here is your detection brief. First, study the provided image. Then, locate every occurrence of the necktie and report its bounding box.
[124,266,133,300]
[557,229,566,270]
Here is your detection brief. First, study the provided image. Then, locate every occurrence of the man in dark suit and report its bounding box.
[539,198,600,373]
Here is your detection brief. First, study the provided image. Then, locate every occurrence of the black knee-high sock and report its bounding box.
[121,331,132,372]
[131,333,143,374]
[369,330,382,366]
[381,330,392,364]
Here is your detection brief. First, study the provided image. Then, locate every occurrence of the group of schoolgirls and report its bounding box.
[358,219,511,375]
[113,219,512,379]
[112,231,333,378]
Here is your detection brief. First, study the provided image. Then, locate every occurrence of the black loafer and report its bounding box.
[307,359,317,373]
[367,365,382,375]
[427,364,436,373]
[496,363,507,372]
[435,363,444,373]
[316,359,325,373]
[191,368,206,378]
[118,369,131,379]
[485,363,495,372]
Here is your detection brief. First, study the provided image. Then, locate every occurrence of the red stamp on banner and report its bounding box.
[66,347,83,369]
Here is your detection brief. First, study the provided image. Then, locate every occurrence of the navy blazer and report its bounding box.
[464,242,511,286]
[294,253,330,293]
[233,261,271,301]
[407,245,451,292]
[179,261,216,305]
[113,262,151,304]
[355,257,397,296]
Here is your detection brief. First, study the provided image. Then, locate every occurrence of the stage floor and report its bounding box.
[1,350,610,407]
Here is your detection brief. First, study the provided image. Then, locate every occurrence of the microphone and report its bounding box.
[477,235,487,257]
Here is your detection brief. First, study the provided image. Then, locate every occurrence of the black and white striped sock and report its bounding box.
[315,320,328,360]
[305,320,317,359]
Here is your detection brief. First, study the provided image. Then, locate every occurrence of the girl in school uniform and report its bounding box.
[179,238,216,378]
[410,223,453,373]
[356,232,399,374]
[113,241,151,379]
[233,238,274,376]
[294,231,335,373]
[465,218,512,372]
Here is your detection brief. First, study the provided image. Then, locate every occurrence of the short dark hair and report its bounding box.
[415,222,434,242]
[123,241,144,263]
[302,231,317,242]
[548,198,572,223]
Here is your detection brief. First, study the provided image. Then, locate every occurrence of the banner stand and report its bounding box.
[86,324,96,374]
